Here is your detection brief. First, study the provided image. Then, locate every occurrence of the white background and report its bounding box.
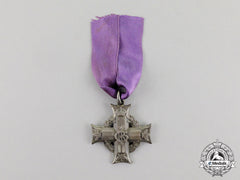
[0,0,240,179]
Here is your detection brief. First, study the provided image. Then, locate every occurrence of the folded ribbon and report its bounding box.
[91,14,144,99]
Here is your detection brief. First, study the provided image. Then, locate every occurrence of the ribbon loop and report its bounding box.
[91,14,144,99]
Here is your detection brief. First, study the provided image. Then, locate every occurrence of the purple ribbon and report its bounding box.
[91,14,144,99]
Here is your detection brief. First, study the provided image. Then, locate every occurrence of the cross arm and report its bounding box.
[128,124,152,144]
[91,124,115,144]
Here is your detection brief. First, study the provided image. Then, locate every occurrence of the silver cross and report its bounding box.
[91,99,151,163]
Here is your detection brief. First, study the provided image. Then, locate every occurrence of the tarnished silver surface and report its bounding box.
[91,103,151,164]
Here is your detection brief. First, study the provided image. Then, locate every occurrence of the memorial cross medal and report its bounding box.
[91,14,151,164]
